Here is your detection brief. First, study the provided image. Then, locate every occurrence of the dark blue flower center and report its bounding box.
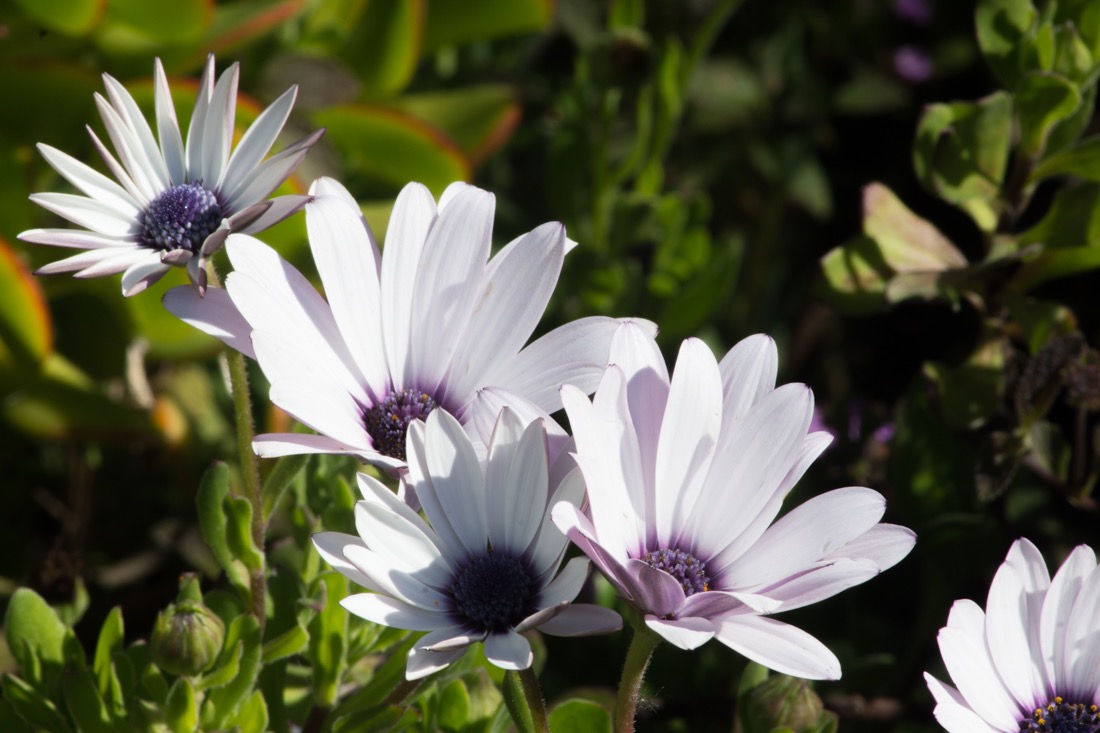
[1019,697,1100,733]
[363,389,439,461]
[643,547,710,596]
[139,182,223,253]
[450,552,534,632]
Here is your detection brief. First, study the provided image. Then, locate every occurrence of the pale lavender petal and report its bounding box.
[34,248,130,275]
[29,192,137,238]
[537,604,622,637]
[463,387,569,465]
[626,559,686,618]
[235,194,312,235]
[36,144,140,215]
[535,557,589,607]
[763,558,881,612]
[343,544,449,610]
[19,228,130,250]
[353,501,452,590]
[715,614,841,680]
[937,604,1021,730]
[985,541,1051,709]
[162,285,255,358]
[101,73,170,189]
[486,412,548,556]
[120,258,170,296]
[645,616,715,650]
[483,630,533,670]
[222,129,323,211]
[253,433,387,463]
[219,84,297,195]
[1040,544,1095,687]
[93,93,160,202]
[719,334,778,421]
[200,61,238,187]
[186,55,216,181]
[405,421,468,561]
[529,467,585,581]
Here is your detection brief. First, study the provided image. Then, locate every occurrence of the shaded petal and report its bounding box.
[120,258,170,296]
[222,129,323,211]
[405,421,468,561]
[529,467,585,581]
[162,285,255,358]
[645,616,715,650]
[464,387,569,465]
[200,61,238,187]
[354,501,452,590]
[343,544,450,611]
[185,55,216,182]
[715,614,841,680]
[537,604,622,637]
[418,410,488,556]
[626,559,687,618]
[536,557,589,607]
[483,630,533,671]
[341,593,446,631]
[234,194,312,235]
[1065,563,1100,702]
[485,410,548,556]
[407,626,469,680]
[763,557,881,612]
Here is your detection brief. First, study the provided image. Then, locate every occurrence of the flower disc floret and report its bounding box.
[450,552,534,632]
[363,389,438,461]
[1019,698,1100,733]
[139,182,223,253]
[643,548,710,596]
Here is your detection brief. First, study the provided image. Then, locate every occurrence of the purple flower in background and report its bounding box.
[893,0,932,25]
[553,323,916,679]
[894,46,934,83]
[925,538,1100,733]
[166,176,654,471]
[19,55,321,296]
[314,408,621,680]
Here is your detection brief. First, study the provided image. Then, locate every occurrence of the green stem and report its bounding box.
[615,622,662,733]
[503,667,550,733]
[206,264,266,631]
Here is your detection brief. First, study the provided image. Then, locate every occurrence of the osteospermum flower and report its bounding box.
[925,538,1100,733]
[19,55,322,296]
[553,323,916,679]
[313,408,622,679]
[166,176,653,471]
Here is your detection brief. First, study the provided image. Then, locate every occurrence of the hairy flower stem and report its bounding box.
[615,621,662,733]
[207,264,266,631]
[503,667,550,733]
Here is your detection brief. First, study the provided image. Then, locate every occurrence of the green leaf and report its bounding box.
[92,608,124,712]
[332,704,419,733]
[547,699,612,733]
[126,642,168,704]
[437,679,470,731]
[1011,244,1100,291]
[1056,0,1100,59]
[1,674,71,733]
[1016,72,1082,159]
[261,624,309,664]
[308,572,349,706]
[225,496,264,572]
[343,0,422,96]
[863,183,968,271]
[205,616,262,727]
[422,0,553,53]
[166,677,198,733]
[975,0,1038,87]
[817,236,892,314]
[912,93,1012,230]
[232,690,269,733]
[96,0,212,50]
[313,105,470,196]
[1031,134,1100,181]
[61,667,117,733]
[261,453,309,520]
[4,588,67,687]
[11,0,105,35]
[0,237,52,374]
[388,86,522,166]
[197,463,250,593]
[0,697,34,733]
[1018,183,1100,249]
[924,336,1007,429]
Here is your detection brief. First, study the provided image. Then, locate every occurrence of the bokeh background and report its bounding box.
[2,0,1098,731]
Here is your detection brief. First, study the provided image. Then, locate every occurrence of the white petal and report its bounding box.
[715,614,841,680]
[221,130,322,211]
[1064,563,1100,702]
[29,192,137,238]
[220,84,296,194]
[162,285,255,358]
[462,387,569,464]
[305,191,387,398]
[441,222,565,407]
[764,557,880,612]
[655,338,722,547]
[408,186,494,396]
[354,501,452,590]
[925,673,1003,733]
[418,410,488,556]
[19,228,129,250]
[343,543,450,611]
[120,258,170,296]
[153,59,186,184]
[483,630,533,671]
[1040,544,1095,688]
[380,182,437,390]
[719,334,778,421]
[937,605,1022,730]
[536,604,622,637]
[529,467,585,580]
[185,56,216,181]
[406,627,470,680]
[74,248,153,279]
[645,616,715,650]
[253,433,385,463]
[37,144,140,216]
[312,532,383,592]
[536,557,590,607]
[93,93,160,202]
[200,62,238,188]
[485,411,549,555]
[717,487,886,590]
[405,421,468,561]
[101,73,170,189]
[34,247,130,275]
[985,542,1050,710]
[822,523,916,570]
[340,593,446,631]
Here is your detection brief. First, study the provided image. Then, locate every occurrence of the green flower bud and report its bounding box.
[150,574,225,677]
[741,674,835,733]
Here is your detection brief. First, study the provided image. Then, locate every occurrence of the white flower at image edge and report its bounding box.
[165,176,654,473]
[553,322,917,679]
[313,408,622,680]
[925,538,1100,733]
[19,55,322,295]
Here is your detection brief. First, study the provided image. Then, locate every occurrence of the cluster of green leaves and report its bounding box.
[819,0,1100,504]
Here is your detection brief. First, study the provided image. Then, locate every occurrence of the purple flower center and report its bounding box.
[363,389,439,461]
[1019,697,1100,733]
[450,552,534,632]
[643,547,710,596]
[139,182,223,253]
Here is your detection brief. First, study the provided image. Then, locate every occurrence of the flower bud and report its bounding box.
[150,574,225,677]
[741,674,834,733]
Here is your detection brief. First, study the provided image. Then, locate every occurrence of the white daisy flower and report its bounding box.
[165,176,654,473]
[19,55,322,296]
[553,322,916,679]
[925,538,1100,733]
[313,408,622,680]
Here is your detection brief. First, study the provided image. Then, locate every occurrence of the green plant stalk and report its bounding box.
[207,264,266,631]
[615,620,661,733]
[503,667,550,733]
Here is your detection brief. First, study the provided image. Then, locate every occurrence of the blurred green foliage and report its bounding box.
[2,0,1100,731]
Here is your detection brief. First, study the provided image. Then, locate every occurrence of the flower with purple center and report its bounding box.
[552,322,916,679]
[19,55,322,296]
[165,176,654,473]
[313,408,622,680]
[925,538,1100,733]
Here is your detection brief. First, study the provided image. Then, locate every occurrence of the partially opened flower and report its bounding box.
[313,408,622,680]
[553,323,916,679]
[166,176,653,471]
[925,538,1100,733]
[19,55,322,296]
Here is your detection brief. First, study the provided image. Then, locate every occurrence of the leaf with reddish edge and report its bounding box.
[0,237,53,373]
[390,86,522,166]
